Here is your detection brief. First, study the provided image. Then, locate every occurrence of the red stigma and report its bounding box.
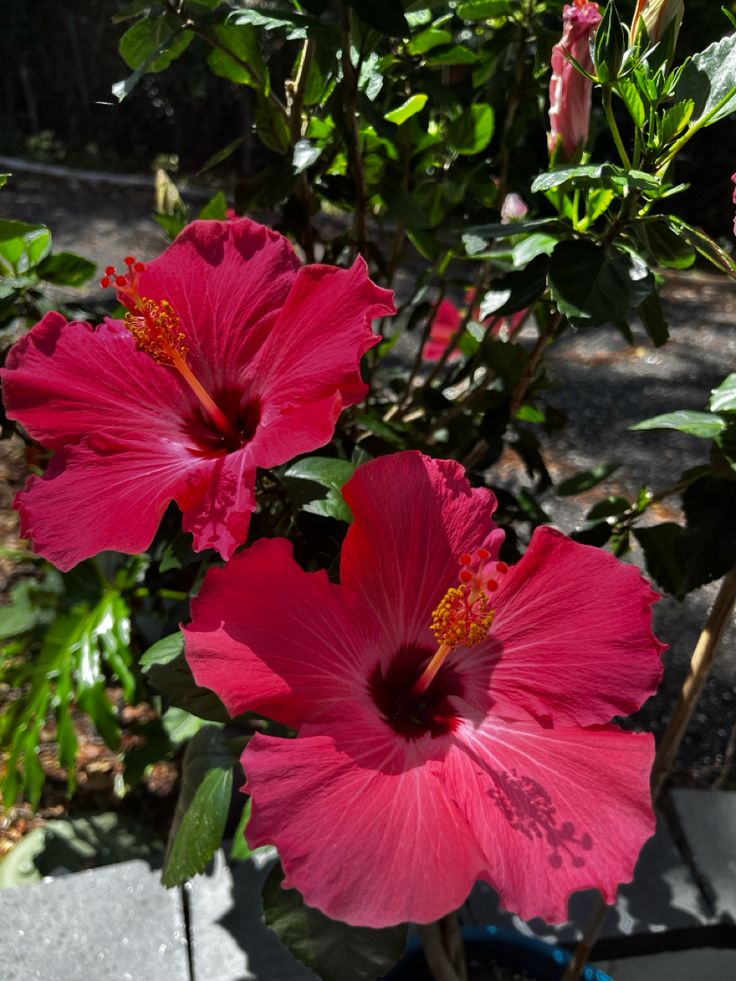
[100,277,111,289]
[478,548,490,560]
[134,261,145,273]
[496,561,508,574]
[105,265,116,276]
[487,579,499,591]
[115,275,127,287]
[460,554,472,566]
[124,256,136,266]
[459,570,473,583]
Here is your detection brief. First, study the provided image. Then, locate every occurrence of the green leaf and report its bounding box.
[407,29,453,55]
[634,523,686,597]
[37,252,96,287]
[384,93,428,125]
[638,290,670,348]
[666,218,736,278]
[0,174,9,188]
[557,463,619,496]
[676,32,736,125]
[585,496,631,520]
[548,240,655,326]
[480,337,529,388]
[141,631,230,722]
[206,24,268,92]
[531,164,659,195]
[659,99,694,144]
[427,45,478,67]
[162,726,236,887]
[230,798,255,861]
[617,77,646,127]
[119,15,192,73]
[263,862,408,981]
[478,255,548,318]
[632,218,695,270]
[448,104,494,155]
[198,191,229,220]
[197,135,247,176]
[283,457,357,523]
[254,93,291,154]
[630,411,726,439]
[457,1,512,18]
[710,374,736,414]
[679,476,736,593]
[0,220,52,274]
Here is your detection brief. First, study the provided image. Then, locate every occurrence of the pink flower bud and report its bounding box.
[631,0,684,45]
[548,1,602,160]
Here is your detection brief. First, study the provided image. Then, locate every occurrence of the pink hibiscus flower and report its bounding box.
[423,293,528,362]
[548,1,602,159]
[1,218,394,570]
[185,450,664,928]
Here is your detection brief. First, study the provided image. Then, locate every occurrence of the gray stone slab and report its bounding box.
[595,948,736,981]
[463,815,713,944]
[672,788,736,922]
[0,860,189,981]
[187,848,317,981]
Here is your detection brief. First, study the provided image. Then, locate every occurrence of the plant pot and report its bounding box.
[380,925,613,981]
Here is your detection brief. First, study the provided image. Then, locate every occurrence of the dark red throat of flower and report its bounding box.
[101,257,243,447]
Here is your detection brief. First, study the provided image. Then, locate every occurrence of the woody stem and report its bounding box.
[413,644,452,698]
[170,351,241,444]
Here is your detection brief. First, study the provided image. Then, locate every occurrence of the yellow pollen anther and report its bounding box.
[124,298,188,366]
[430,585,495,649]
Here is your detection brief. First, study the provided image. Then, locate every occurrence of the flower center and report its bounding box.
[370,646,463,740]
[101,257,242,446]
[412,549,508,698]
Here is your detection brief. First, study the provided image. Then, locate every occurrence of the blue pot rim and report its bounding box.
[384,925,613,981]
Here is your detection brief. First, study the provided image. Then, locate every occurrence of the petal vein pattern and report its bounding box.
[185,450,664,927]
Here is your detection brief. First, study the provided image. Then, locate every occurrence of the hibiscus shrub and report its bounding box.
[2,1,736,977]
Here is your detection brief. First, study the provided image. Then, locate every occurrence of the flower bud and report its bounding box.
[631,0,684,46]
[594,1,627,84]
[548,1,603,160]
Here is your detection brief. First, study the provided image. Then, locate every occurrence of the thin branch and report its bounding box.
[340,5,367,252]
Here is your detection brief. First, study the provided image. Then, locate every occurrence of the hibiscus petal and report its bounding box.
[243,725,486,927]
[0,314,192,450]
[185,537,381,727]
[15,435,203,571]
[485,526,665,727]
[245,393,343,472]
[178,449,257,560]
[444,717,656,923]
[248,256,394,411]
[135,218,301,389]
[340,452,503,655]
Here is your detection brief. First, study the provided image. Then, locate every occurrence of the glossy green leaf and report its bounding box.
[659,99,694,144]
[585,496,631,520]
[666,218,736,278]
[37,252,96,287]
[384,93,428,125]
[617,77,646,127]
[676,32,736,125]
[548,240,655,326]
[427,45,478,66]
[632,218,695,270]
[283,457,357,523]
[457,1,512,18]
[162,726,237,886]
[206,24,268,92]
[679,476,736,593]
[634,523,686,597]
[255,93,291,154]
[710,374,736,414]
[0,220,52,274]
[478,255,548,318]
[198,191,229,220]
[448,104,494,155]
[407,29,452,55]
[263,862,408,981]
[119,15,192,73]
[630,411,726,439]
[556,463,619,496]
[531,164,659,195]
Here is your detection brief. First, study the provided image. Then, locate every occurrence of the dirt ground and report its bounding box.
[1,169,736,834]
